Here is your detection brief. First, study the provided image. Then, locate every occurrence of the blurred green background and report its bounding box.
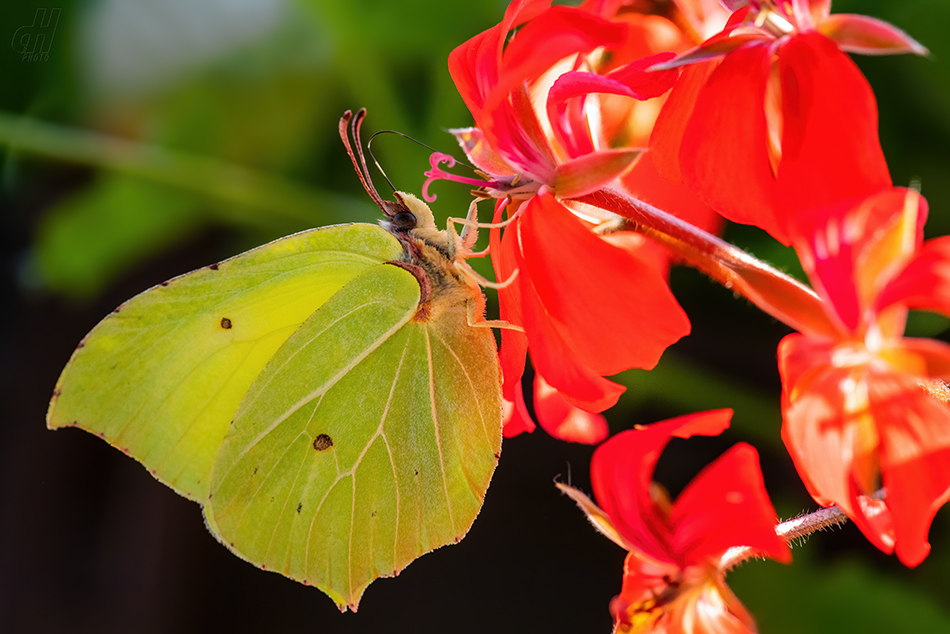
[2,0,948,632]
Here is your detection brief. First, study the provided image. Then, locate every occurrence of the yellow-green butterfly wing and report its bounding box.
[206,263,501,609]
[47,217,503,610]
[48,224,405,500]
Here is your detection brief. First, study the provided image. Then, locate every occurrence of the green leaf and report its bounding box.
[31,175,205,299]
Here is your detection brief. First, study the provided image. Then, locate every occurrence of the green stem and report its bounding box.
[0,111,369,228]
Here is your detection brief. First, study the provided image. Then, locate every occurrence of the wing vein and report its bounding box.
[425,328,456,533]
[216,297,414,490]
[429,324,496,459]
[307,332,411,594]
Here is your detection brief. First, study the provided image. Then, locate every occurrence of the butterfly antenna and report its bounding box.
[339,109,393,216]
[367,129,479,188]
[366,131,400,194]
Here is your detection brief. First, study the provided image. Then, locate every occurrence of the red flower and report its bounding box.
[433,0,728,442]
[779,188,950,566]
[489,191,690,441]
[438,0,680,202]
[649,0,927,244]
[559,410,790,633]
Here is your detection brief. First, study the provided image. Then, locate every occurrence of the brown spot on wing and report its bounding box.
[313,434,333,451]
[220,317,233,330]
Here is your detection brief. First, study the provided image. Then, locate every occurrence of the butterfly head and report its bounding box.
[339,109,453,253]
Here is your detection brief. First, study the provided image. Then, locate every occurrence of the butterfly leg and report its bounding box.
[465,298,523,332]
[457,261,519,291]
[447,200,514,259]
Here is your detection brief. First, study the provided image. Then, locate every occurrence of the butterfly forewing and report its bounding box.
[47,224,405,501]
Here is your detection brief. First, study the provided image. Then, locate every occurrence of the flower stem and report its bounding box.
[719,489,887,570]
[572,187,844,339]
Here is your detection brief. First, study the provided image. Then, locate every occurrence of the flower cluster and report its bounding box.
[559,410,791,633]
[437,0,944,630]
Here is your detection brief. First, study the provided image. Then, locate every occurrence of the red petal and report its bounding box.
[894,338,950,380]
[491,200,528,402]
[448,0,551,118]
[604,52,680,98]
[679,41,784,241]
[778,334,863,511]
[577,0,622,17]
[547,56,677,111]
[849,495,895,556]
[545,57,676,157]
[795,196,869,333]
[775,32,892,243]
[870,372,950,566]
[650,29,771,70]
[590,410,734,562]
[877,236,950,318]
[449,127,518,177]
[534,373,609,444]
[502,379,536,438]
[649,59,719,184]
[778,333,950,564]
[671,443,791,566]
[818,14,929,57]
[513,199,626,411]
[553,149,642,198]
[449,1,561,182]
[518,268,627,412]
[797,188,926,333]
[486,6,627,114]
[486,85,559,183]
[520,193,690,377]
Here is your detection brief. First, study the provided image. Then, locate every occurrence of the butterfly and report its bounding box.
[47,109,503,611]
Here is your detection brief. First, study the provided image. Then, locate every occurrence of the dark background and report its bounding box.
[3,1,950,632]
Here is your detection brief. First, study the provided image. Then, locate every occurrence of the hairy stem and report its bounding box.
[719,489,887,570]
[572,187,844,339]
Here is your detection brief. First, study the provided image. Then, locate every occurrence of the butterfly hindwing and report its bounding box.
[205,263,502,610]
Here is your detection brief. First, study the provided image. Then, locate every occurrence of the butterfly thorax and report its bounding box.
[386,192,482,323]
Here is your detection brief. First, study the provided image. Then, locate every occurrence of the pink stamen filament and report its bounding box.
[423,153,506,202]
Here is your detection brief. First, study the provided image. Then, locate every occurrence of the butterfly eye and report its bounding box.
[391,210,416,231]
